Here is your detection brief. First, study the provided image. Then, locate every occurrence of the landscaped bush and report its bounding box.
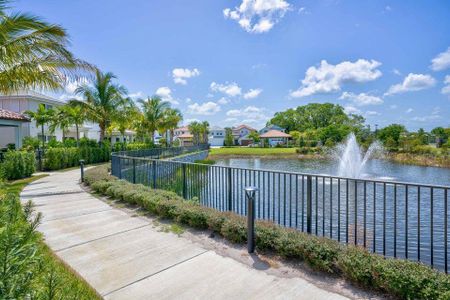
[0,150,35,180]
[43,145,110,171]
[84,165,450,299]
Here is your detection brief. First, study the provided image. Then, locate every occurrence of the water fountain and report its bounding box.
[334,133,383,178]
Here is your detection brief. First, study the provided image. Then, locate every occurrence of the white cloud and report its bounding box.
[172,68,200,85]
[430,47,450,71]
[442,75,450,95]
[411,107,441,122]
[59,78,89,100]
[290,59,382,97]
[155,86,179,105]
[339,91,383,106]
[406,108,413,114]
[343,105,362,115]
[243,88,262,99]
[365,111,380,116]
[223,0,290,33]
[128,91,143,99]
[210,82,242,97]
[392,69,402,76]
[217,97,230,105]
[184,118,200,125]
[226,105,269,126]
[188,101,221,115]
[385,73,436,96]
[389,104,398,109]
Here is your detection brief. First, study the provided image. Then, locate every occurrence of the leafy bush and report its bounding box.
[84,165,450,299]
[43,145,110,171]
[0,150,35,180]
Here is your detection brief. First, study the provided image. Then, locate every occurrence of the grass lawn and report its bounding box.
[208,147,297,156]
[0,175,101,299]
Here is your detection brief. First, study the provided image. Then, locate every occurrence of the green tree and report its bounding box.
[431,127,448,147]
[0,0,92,93]
[162,108,183,146]
[71,70,129,141]
[224,127,234,146]
[289,130,301,145]
[110,104,138,146]
[25,104,54,149]
[188,121,203,145]
[139,96,170,143]
[64,105,87,147]
[248,131,260,143]
[377,124,406,149]
[200,121,210,144]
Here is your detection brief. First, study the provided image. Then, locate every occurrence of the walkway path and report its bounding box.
[21,169,349,300]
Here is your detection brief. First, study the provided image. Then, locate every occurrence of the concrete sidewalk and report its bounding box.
[21,169,349,300]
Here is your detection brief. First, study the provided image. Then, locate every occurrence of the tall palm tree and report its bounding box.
[188,121,203,145]
[25,104,53,149]
[139,96,170,143]
[0,0,93,93]
[71,70,129,141]
[49,106,71,140]
[110,104,139,145]
[201,121,210,144]
[64,105,86,146]
[162,108,183,146]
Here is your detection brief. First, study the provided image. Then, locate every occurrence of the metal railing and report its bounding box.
[111,147,450,273]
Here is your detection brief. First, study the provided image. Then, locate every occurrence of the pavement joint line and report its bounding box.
[21,190,84,198]
[41,208,113,223]
[55,224,151,252]
[102,250,210,297]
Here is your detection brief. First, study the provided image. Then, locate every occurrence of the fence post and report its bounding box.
[182,164,187,199]
[37,148,43,171]
[306,175,312,234]
[132,159,136,184]
[152,160,157,189]
[245,186,258,253]
[227,168,232,211]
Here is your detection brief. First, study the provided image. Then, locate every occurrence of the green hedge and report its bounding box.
[0,150,35,180]
[84,166,450,300]
[43,146,110,171]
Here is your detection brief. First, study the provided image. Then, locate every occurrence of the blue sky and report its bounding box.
[17,0,450,130]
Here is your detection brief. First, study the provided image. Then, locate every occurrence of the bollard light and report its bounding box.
[79,159,85,182]
[244,186,258,253]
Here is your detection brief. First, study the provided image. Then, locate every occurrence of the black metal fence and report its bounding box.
[111,146,449,273]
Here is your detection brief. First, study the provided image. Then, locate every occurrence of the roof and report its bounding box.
[209,125,224,131]
[261,124,284,131]
[0,108,30,122]
[233,124,256,131]
[260,130,291,138]
[0,90,66,106]
[177,133,193,138]
[175,126,189,131]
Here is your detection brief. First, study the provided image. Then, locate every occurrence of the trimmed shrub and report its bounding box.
[43,145,110,171]
[1,150,35,180]
[83,165,450,299]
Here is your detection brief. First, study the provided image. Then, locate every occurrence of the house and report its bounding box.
[259,124,286,134]
[0,108,30,148]
[208,126,225,146]
[173,127,192,146]
[232,124,256,146]
[260,130,291,146]
[0,91,136,149]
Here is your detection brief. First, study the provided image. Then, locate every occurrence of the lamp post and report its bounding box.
[244,186,258,253]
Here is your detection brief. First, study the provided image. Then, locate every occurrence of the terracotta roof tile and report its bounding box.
[0,109,30,121]
[260,130,291,138]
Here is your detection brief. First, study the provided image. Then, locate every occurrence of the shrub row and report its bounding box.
[0,150,35,180]
[85,165,450,300]
[43,146,110,171]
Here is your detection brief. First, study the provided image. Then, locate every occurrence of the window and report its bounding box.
[116,137,120,142]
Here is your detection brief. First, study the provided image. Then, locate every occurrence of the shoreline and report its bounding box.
[208,152,450,169]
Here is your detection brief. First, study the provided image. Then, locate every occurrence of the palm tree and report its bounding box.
[25,104,53,149]
[64,105,86,146]
[49,106,71,141]
[200,121,210,144]
[162,108,183,146]
[71,70,130,141]
[188,121,203,145]
[139,96,170,143]
[0,0,93,93]
[111,104,139,146]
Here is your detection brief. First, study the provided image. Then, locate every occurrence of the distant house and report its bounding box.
[232,124,256,146]
[0,108,30,148]
[259,124,286,134]
[173,126,192,146]
[208,126,225,146]
[260,129,291,146]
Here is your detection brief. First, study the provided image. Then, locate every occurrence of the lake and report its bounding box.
[214,157,450,186]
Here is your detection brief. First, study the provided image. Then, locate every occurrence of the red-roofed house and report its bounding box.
[232,124,256,146]
[260,129,291,146]
[0,108,30,148]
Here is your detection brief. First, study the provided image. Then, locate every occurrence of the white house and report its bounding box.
[208,126,225,146]
[0,91,105,148]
